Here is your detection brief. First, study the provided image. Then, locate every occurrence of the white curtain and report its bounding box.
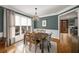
[6,9,15,46]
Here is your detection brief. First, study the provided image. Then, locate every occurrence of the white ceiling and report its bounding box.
[2,5,73,17]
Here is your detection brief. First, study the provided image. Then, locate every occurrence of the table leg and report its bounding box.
[41,43,44,53]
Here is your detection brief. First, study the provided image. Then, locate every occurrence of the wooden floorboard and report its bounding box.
[0,34,79,53]
[53,34,79,53]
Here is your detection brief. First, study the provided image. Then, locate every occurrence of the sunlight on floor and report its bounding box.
[15,40,57,53]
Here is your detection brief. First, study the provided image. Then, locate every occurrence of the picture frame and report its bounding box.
[42,20,46,27]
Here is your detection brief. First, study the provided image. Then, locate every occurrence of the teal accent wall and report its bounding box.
[34,15,58,30]
[0,7,4,32]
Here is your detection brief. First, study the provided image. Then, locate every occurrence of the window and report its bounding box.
[15,14,21,26]
[27,18,32,26]
[15,14,21,35]
[15,14,32,27]
[15,13,32,35]
[27,18,32,32]
[21,26,27,33]
[15,26,20,35]
[21,16,27,26]
[27,26,31,32]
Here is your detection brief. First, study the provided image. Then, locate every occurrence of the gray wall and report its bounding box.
[0,7,4,32]
[34,15,58,30]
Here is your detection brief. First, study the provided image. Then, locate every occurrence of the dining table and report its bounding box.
[24,32,51,53]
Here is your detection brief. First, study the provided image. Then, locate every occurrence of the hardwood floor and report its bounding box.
[53,33,79,53]
[0,38,16,53]
[0,38,6,53]
[0,34,79,53]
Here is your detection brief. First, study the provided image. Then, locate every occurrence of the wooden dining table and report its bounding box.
[24,32,51,53]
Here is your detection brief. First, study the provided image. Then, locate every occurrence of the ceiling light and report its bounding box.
[32,8,39,21]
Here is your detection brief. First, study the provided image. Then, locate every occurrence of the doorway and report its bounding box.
[60,20,68,33]
[59,8,79,53]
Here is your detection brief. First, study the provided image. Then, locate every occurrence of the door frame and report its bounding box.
[58,8,79,39]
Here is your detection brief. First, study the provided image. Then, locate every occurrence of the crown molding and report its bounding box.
[1,5,32,17]
[39,5,77,18]
[39,13,58,18]
[57,5,77,15]
[1,5,78,18]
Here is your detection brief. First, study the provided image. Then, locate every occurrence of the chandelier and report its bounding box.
[32,8,39,21]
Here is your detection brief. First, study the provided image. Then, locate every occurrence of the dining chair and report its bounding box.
[40,33,52,53]
[30,32,40,53]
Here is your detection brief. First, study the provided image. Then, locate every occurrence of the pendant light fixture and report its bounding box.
[32,8,39,21]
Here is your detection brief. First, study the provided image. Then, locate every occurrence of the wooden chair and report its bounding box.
[40,33,52,53]
[24,32,31,50]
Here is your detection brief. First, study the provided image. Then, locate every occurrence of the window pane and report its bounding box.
[15,14,20,26]
[27,18,32,26]
[21,16,27,26]
[22,26,27,33]
[27,26,31,32]
[15,26,20,35]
